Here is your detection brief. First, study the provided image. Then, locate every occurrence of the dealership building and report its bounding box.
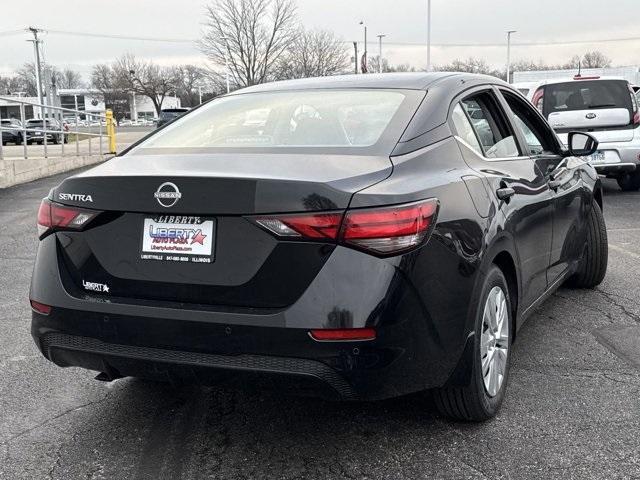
[57,89,181,121]
[0,89,181,122]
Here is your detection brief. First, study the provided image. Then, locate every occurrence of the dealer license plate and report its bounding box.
[140,216,215,263]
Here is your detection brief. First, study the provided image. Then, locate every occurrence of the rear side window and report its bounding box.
[543,80,632,116]
[451,104,482,154]
[460,92,520,159]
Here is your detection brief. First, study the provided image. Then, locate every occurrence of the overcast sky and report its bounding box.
[1,0,639,79]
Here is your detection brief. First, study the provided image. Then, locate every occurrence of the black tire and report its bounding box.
[433,265,512,422]
[567,199,608,288]
[617,171,640,191]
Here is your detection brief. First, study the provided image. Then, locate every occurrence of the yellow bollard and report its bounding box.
[106,109,117,154]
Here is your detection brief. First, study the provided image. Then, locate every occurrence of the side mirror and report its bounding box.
[567,131,599,157]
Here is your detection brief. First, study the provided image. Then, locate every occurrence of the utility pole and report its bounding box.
[353,42,359,74]
[506,30,516,83]
[377,34,386,73]
[426,0,432,71]
[27,26,44,118]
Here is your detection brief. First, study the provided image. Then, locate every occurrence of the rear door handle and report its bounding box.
[496,187,515,200]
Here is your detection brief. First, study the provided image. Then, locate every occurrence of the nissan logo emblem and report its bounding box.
[585,113,597,119]
[154,182,182,208]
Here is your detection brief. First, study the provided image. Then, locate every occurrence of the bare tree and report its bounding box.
[113,55,180,115]
[436,58,504,79]
[581,51,612,69]
[199,0,298,87]
[90,63,130,121]
[15,62,61,97]
[368,57,417,73]
[274,28,349,80]
[56,68,84,89]
[0,75,24,95]
[175,65,211,107]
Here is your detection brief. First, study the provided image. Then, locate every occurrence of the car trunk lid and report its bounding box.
[51,153,392,308]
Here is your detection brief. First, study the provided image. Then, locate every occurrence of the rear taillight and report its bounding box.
[37,198,98,238]
[252,198,439,257]
[629,87,640,126]
[532,88,544,113]
[254,212,343,240]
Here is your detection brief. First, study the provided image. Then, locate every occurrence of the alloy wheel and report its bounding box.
[480,286,509,397]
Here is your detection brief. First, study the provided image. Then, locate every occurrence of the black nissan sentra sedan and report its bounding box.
[30,73,608,421]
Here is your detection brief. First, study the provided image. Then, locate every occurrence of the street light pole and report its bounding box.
[359,21,367,73]
[353,42,359,74]
[426,0,432,71]
[377,34,386,73]
[506,30,517,84]
[28,26,44,118]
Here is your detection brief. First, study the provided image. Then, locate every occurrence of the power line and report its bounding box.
[4,26,640,48]
[44,29,196,44]
[365,36,640,48]
[0,29,26,37]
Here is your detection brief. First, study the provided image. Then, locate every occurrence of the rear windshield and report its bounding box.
[138,89,409,150]
[543,80,632,116]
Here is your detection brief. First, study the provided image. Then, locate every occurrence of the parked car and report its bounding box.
[1,118,24,145]
[156,108,190,128]
[526,76,640,190]
[30,73,608,422]
[25,119,67,145]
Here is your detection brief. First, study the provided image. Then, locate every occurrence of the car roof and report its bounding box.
[228,72,509,94]
[531,76,628,87]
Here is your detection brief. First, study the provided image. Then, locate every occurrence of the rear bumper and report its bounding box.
[37,331,357,399]
[31,298,470,401]
[30,236,478,400]
[595,162,637,175]
[590,138,640,173]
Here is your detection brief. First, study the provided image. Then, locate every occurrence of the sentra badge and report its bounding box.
[59,193,93,202]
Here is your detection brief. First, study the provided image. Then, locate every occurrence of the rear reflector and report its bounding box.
[309,328,376,341]
[30,300,52,315]
[251,198,439,257]
[37,198,98,238]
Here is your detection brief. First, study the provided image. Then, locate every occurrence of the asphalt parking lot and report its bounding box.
[0,128,152,159]
[0,172,639,480]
